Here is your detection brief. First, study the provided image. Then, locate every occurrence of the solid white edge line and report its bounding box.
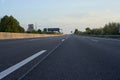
[0,50,46,80]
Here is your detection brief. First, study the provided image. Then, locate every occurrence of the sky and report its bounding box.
[0,0,120,34]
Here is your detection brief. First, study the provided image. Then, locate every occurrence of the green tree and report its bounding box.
[103,23,119,35]
[90,28,103,35]
[85,27,91,34]
[74,29,79,34]
[0,15,25,33]
[38,29,42,34]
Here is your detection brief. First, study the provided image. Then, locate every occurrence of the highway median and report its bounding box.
[0,32,62,40]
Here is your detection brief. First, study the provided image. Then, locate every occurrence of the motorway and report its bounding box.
[0,35,120,80]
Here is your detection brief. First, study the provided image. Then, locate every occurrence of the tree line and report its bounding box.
[74,22,120,35]
[0,15,25,33]
[0,15,61,34]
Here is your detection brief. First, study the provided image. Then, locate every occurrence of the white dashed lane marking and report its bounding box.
[0,50,46,79]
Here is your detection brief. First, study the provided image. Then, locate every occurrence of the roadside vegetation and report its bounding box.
[0,15,61,34]
[74,22,120,38]
[0,15,25,33]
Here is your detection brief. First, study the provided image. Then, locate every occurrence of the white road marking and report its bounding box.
[29,39,40,41]
[18,39,64,80]
[62,39,65,42]
[0,50,46,79]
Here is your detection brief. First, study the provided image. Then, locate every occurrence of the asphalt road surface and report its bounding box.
[0,35,120,80]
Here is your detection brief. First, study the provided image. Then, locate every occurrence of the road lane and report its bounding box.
[0,35,68,80]
[21,35,120,80]
[0,50,46,79]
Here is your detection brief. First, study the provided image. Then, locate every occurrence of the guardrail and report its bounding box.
[90,35,120,38]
